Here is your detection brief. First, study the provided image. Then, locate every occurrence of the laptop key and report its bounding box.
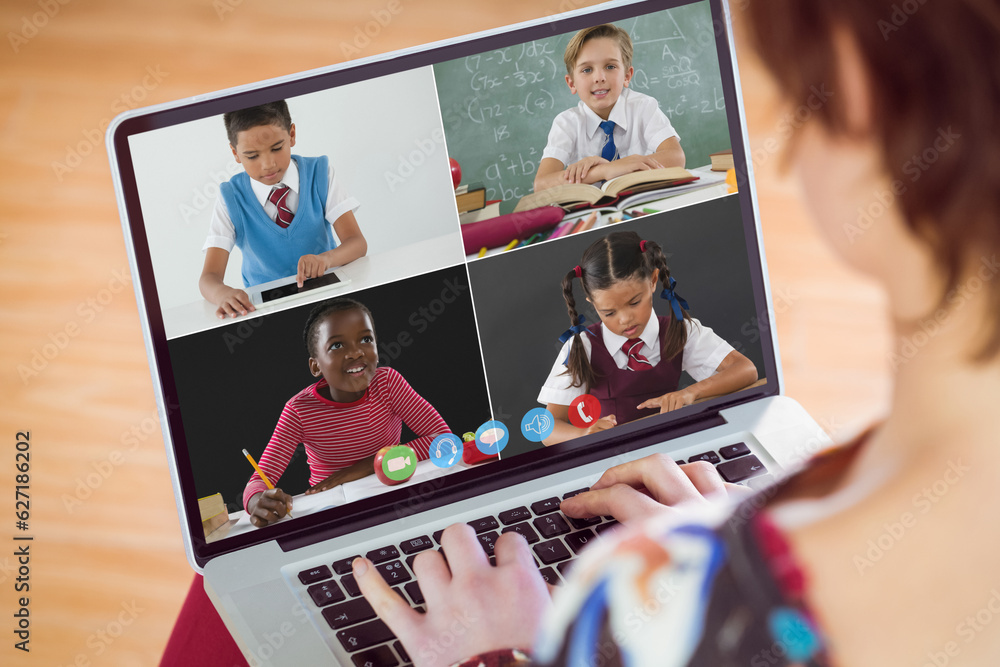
[747,473,776,491]
[375,560,411,586]
[341,573,362,597]
[534,539,572,565]
[394,641,411,663]
[308,580,346,607]
[557,560,575,576]
[719,442,751,460]
[562,488,589,500]
[333,556,362,575]
[717,454,767,482]
[537,566,563,586]
[498,506,531,525]
[567,515,601,530]
[565,529,597,555]
[366,546,400,564]
[322,597,376,630]
[433,529,445,544]
[688,451,721,464]
[398,536,433,555]
[351,644,398,667]
[298,565,332,585]
[337,618,395,653]
[595,520,619,535]
[468,516,500,533]
[533,514,570,539]
[501,522,540,544]
[531,497,562,515]
[477,531,499,556]
[404,581,424,605]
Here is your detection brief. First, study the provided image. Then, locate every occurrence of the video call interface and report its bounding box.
[124,0,770,550]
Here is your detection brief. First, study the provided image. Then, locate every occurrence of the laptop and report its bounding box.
[106,0,832,664]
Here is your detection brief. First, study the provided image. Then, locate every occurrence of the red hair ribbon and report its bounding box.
[574,265,582,278]
[640,240,648,253]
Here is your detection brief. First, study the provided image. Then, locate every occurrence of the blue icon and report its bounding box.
[429,434,462,468]
[521,408,555,442]
[475,420,509,456]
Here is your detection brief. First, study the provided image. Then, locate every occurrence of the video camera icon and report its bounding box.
[520,407,555,442]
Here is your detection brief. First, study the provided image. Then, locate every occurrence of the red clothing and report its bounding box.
[243,366,449,510]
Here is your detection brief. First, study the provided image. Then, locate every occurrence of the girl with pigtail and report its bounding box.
[537,230,759,445]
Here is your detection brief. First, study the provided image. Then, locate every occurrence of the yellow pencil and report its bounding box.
[243,448,292,517]
[503,238,520,251]
[478,247,488,257]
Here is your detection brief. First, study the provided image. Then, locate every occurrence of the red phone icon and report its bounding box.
[569,394,601,428]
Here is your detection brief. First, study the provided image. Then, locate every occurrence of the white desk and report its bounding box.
[163,232,465,340]
[206,456,476,544]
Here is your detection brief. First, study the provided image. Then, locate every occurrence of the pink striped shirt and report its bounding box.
[243,367,449,510]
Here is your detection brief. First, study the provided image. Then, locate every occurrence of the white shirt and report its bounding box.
[537,313,734,406]
[541,88,680,167]
[203,158,360,252]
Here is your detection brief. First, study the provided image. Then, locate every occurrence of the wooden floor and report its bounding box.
[0,0,891,664]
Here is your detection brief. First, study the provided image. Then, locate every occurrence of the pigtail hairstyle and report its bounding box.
[642,238,690,362]
[561,267,598,389]
[560,231,689,388]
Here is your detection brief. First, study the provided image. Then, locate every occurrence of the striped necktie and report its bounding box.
[268,185,294,228]
[622,338,651,371]
[599,120,618,161]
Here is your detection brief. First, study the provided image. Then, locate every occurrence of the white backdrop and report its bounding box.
[129,66,459,311]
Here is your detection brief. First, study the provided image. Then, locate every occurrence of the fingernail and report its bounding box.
[352,557,368,576]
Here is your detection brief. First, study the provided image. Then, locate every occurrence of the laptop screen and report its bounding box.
[109,0,778,566]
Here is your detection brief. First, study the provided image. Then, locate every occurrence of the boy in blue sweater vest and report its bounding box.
[198,101,368,319]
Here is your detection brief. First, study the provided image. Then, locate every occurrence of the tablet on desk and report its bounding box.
[247,270,351,307]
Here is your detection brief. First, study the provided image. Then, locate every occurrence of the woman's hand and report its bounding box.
[354,524,551,667]
[637,387,697,414]
[584,414,618,435]
[561,453,753,525]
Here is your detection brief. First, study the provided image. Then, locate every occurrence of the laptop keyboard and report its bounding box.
[291,442,771,666]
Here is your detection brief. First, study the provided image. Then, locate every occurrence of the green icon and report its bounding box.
[381,445,417,481]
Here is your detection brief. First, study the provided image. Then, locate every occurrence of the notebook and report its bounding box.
[106,0,832,664]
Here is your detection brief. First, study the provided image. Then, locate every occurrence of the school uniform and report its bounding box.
[203,155,359,287]
[538,312,733,424]
[541,88,680,167]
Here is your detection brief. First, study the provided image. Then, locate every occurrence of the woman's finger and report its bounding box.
[680,460,728,500]
[561,483,673,524]
[439,523,489,580]
[354,557,424,646]
[589,454,704,506]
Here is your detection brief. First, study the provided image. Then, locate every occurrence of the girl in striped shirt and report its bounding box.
[245,298,451,527]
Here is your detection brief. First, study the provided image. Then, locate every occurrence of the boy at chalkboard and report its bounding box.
[198,100,368,319]
[534,24,686,192]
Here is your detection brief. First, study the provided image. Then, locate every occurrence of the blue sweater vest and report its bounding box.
[220,155,336,287]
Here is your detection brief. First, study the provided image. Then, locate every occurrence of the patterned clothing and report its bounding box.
[243,367,449,510]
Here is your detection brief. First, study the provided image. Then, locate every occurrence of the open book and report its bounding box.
[513,167,697,213]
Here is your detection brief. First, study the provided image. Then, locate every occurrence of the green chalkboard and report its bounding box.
[433,1,732,214]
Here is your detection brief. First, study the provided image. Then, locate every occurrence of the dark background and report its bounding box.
[467,194,764,458]
[167,264,492,509]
